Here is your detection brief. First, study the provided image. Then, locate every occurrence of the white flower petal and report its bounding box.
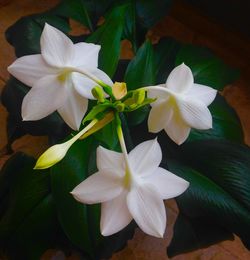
[128,139,162,177]
[101,191,133,236]
[146,85,169,107]
[71,170,123,204]
[96,146,125,175]
[127,184,166,238]
[164,112,191,145]
[72,67,113,99]
[73,42,100,68]
[148,100,173,133]
[147,167,189,199]
[41,23,74,67]
[187,84,217,106]
[57,84,88,130]
[177,98,213,129]
[21,75,67,121]
[7,54,57,86]
[71,73,97,99]
[166,63,193,93]
[88,67,113,87]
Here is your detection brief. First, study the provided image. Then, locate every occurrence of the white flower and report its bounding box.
[71,139,189,237]
[147,63,217,145]
[8,23,113,130]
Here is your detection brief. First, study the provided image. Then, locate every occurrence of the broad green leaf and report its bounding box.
[6,195,61,260]
[176,45,240,90]
[1,77,70,142]
[51,0,115,31]
[154,37,182,83]
[167,158,250,250]
[135,0,172,28]
[178,140,250,213]
[189,94,243,142]
[50,137,94,257]
[123,0,172,51]
[5,13,70,57]
[94,120,118,149]
[0,153,62,259]
[125,40,155,90]
[126,105,150,126]
[124,41,155,126]
[87,4,128,77]
[167,214,234,257]
[0,154,49,237]
[113,59,130,82]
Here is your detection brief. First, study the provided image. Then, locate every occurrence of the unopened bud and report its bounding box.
[116,102,125,112]
[92,86,105,103]
[112,82,127,100]
[133,90,145,105]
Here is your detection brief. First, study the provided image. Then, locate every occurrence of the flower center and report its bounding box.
[57,69,72,83]
[123,168,132,190]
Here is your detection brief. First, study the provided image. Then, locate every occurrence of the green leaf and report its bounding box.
[83,103,112,123]
[125,40,156,90]
[189,94,243,142]
[0,153,62,259]
[126,105,150,126]
[94,120,118,149]
[5,13,70,57]
[179,140,250,213]
[154,37,182,83]
[87,4,128,77]
[166,140,250,249]
[168,214,234,257]
[1,77,70,142]
[123,0,172,51]
[124,41,155,126]
[135,0,172,28]
[50,137,95,257]
[0,154,50,237]
[6,195,61,260]
[176,45,240,90]
[52,0,115,31]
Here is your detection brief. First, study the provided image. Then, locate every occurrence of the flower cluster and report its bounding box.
[8,24,217,238]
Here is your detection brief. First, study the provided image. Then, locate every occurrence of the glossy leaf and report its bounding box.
[124,41,155,126]
[87,4,128,77]
[6,195,61,260]
[123,0,172,51]
[176,45,240,90]
[168,214,234,257]
[50,137,95,257]
[125,40,156,90]
[189,94,243,142]
[52,0,115,31]
[166,140,250,250]
[0,153,62,259]
[178,140,250,213]
[154,37,182,83]
[5,13,70,57]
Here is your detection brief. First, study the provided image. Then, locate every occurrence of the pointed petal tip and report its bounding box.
[100,228,111,237]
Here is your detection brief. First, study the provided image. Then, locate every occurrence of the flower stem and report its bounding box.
[70,118,98,143]
[115,113,133,176]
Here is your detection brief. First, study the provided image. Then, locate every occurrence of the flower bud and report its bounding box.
[112,82,127,100]
[115,102,125,112]
[92,86,105,102]
[133,90,145,105]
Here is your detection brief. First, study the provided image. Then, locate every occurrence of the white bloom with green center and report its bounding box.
[8,23,113,130]
[71,139,189,238]
[147,63,217,145]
